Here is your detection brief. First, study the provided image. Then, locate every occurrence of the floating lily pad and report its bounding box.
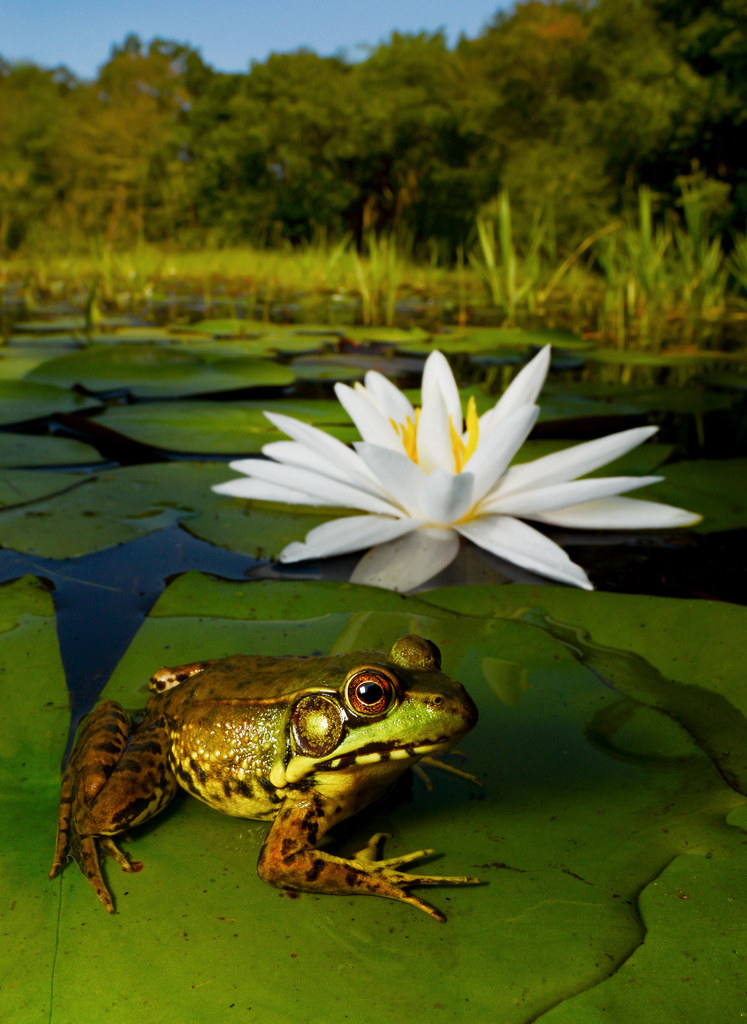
[95,402,358,454]
[0,381,102,427]
[0,463,228,556]
[176,318,264,338]
[585,348,747,368]
[0,462,346,559]
[396,326,587,357]
[178,322,336,354]
[0,470,90,511]
[16,575,745,1023]
[0,576,70,1023]
[26,344,294,397]
[0,433,102,468]
[542,380,736,418]
[645,457,747,533]
[5,335,83,349]
[537,852,747,1024]
[0,350,68,381]
[343,325,431,345]
[13,316,88,334]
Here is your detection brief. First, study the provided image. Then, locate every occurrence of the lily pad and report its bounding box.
[177,318,264,338]
[178,321,337,354]
[13,316,88,334]
[0,380,102,426]
[26,344,294,397]
[21,575,747,1023]
[95,402,358,454]
[343,325,432,345]
[584,348,747,368]
[542,379,737,417]
[396,326,588,356]
[0,433,102,468]
[0,470,89,510]
[0,462,347,559]
[0,463,229,556]
[537,852,747,1023]
[0,576,70,1023]
[644,457,747,533]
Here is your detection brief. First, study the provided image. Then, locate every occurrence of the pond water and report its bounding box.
[2,300,747,1023]
[1,305,746,719]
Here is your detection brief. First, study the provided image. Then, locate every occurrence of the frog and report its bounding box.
[49,634,479,921]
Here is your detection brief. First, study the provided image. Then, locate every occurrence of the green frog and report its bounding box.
[49,634,479,921]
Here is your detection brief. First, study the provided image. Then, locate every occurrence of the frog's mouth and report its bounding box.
[320,735,460,772]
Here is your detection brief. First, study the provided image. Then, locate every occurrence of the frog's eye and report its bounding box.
[345,668,397,717]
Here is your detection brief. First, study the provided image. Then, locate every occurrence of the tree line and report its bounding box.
[0,0,744,257]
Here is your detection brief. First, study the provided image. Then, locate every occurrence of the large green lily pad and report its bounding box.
[0,432,102,468]
[644,457,747,533]
[95,401,358,454]
[0,576,70,1023]
[0,380,102,426]
[7,575,744,1022]
[26,344,294,397]
[0,469,89,510]
[0,463,340,558]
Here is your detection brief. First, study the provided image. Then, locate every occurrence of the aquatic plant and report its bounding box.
[213,347,700,591]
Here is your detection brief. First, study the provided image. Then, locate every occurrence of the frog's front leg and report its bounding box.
[49,701,177,913]
[258,793,480,922]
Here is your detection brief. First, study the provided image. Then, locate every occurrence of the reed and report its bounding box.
[2,184,744,346]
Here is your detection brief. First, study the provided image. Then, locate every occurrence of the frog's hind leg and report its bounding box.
[49,702,178,913]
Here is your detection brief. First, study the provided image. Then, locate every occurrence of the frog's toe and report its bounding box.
[100,837,143,874]
[354,833,437,872]
[73,836,116,914]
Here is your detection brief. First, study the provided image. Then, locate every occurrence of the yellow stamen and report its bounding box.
[450,396,479,472]
[392,410,420,463]
[394,397,479,472]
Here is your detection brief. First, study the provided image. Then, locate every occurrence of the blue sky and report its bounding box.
[3,0,510,79]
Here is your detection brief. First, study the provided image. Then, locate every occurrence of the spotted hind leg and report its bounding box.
[49,701,177,913]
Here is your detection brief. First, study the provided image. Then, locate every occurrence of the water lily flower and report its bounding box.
[213,347,700,591]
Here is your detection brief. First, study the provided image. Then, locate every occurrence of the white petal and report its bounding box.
[212,478,338,506]
[421,350,462,427]
[481,475,664,516]
[531,496,703,530]
[478,345,551,433]
[457,515,593,589]
[278,515,418,562]
[262,412,382,488]
[350,527,460,592]
[354,442,427,516]
[261,440,386,500]
[361,369,415,423]
[498,425,659,496]
[465,404,539,503]
[419,468,475,525]
[227,459,402,515]
[416,387,456,473]
[334,382,403,450]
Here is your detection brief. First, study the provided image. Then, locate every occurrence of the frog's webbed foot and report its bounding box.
[259,795,480,923]
[351,832,482,922]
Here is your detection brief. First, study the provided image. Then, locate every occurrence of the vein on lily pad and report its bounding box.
[213,347,701,591]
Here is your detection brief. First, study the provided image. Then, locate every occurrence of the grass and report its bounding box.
[2,186,745,349]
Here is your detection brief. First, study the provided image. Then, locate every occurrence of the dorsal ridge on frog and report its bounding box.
[49,634,479,922]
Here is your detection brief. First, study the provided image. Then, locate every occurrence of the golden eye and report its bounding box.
[345,668,396,717]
